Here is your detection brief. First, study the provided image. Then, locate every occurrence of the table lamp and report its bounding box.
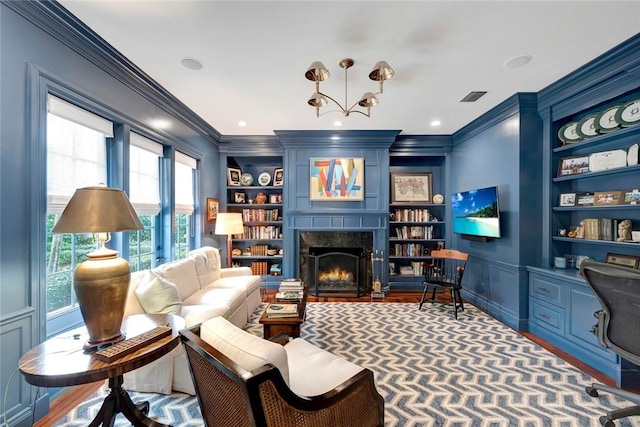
[214,212,244,267]
[52,186,144,351]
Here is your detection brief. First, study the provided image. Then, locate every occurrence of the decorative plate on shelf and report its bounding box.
[615,98,640,127]
[595,104,623,133]
[575,113,599,139]
[557,121,580,144]
[258,172,271,186]
[240,173,254,186]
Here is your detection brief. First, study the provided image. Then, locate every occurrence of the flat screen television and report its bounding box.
[451,186,501,239]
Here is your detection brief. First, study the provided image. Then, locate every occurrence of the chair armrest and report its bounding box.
[220,266,253,278]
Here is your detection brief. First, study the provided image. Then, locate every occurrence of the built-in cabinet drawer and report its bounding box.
[530,276,564,307]
[530,297,565,335]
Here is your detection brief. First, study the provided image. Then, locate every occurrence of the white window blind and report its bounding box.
[175,152,196,215]
[47,94,114,137]
[130,133,163,216]
[46,98,110,214]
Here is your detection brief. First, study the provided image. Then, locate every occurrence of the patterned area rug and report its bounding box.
[54,303,640,426]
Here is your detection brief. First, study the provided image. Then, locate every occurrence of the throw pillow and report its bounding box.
[134,272,183,316]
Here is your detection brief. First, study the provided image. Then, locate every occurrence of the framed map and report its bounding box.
[391,172,433,203]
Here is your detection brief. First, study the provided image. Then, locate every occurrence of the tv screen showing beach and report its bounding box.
[451,186,501,238]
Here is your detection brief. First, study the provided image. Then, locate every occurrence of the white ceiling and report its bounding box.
[58,1,640,136]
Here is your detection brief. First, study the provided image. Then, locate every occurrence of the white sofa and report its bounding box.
[120,246,262,395]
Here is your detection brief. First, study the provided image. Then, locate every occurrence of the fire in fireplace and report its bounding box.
[308,247,366,297]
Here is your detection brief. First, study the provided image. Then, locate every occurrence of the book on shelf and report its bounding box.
[266,303,298,318]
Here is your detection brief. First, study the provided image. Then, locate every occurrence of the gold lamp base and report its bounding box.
[74,247,130,351]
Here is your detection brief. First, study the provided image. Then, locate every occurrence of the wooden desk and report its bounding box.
[19,314,182,427]
[259,286,308,339]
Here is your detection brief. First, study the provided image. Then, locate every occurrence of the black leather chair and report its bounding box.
[419,249,468,319]
[580,260,640,427]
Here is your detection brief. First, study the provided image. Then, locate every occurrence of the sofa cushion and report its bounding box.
[134,273,183,316]
[200,317,290,385]
[284,338,363,397]
[183,286,245,313]
[211,275,262,297]
[181,304,230,328]
[124,270,148,317]
[153,258,200,301]
[188,247,221,286]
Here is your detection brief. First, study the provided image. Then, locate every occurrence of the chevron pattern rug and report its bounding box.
[54,302,640,427]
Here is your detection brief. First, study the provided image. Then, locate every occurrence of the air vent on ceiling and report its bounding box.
[460,91,487,102]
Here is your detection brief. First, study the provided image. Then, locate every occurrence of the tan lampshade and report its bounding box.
[214,212,244,236]
[52,186,144,234]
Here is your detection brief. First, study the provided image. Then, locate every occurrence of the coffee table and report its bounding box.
[259,285,308,339]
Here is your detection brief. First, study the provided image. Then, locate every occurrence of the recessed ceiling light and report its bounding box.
[503,55,532,69]
[333,121,343,127]
[238,120,247,127]
[181,57,203,71]
[430,120,441,127]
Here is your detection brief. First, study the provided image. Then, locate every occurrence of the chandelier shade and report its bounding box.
[305,57,393,118]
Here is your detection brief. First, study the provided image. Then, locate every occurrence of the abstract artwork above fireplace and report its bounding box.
[309,157,364,201]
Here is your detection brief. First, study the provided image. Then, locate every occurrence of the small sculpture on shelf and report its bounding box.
[255,192,267,204]
[617,219,632,242]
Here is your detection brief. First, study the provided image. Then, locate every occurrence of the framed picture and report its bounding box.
[390,172,433,203]
[623,189,640,205]
[594,191,623,206]
[206,198,219,221]
[557,155,590,177]
[227,167,242,186]
[309,157,364,201]
[576,192,594,206]
[234,192,246,204]
[273,168,284,186]
[605,253,640,269]
[559,193,576,207]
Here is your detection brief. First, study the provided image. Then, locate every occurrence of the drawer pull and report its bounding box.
[538,287,550,292]
[539,313,550,319]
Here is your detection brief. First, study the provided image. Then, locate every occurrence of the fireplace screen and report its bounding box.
[308,247,366,297]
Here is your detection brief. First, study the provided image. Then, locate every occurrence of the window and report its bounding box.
[174,152,196,259]
[129,133,163,271]
[46,95,112,317]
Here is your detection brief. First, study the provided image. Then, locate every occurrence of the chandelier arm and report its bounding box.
[317,92,347,115]
[347,109,371,118]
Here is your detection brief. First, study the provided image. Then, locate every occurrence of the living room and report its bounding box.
[2,1,640,426]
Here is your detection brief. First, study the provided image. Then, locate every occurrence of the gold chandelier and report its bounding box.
[305,58,394,118]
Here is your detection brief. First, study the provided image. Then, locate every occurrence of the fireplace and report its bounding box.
[299,231,373,297]
[308,248,366,297]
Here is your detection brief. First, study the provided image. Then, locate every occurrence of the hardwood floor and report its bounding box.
[36,290,620,426]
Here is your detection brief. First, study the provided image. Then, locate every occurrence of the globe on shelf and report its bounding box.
[433,194,444,204]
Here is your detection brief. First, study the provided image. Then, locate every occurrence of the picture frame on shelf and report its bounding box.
[557,155,590,177]
[576,193,595,206]
[227,167,242,186]
[206,198,219,221]
[390,172,433,203]
[623,189,640,205]
[605,253,640,269]
[594,191,623,206]
[309,157,364,201]
[234,192,246,204]
[273,168,284,186]
[559,193,576,207]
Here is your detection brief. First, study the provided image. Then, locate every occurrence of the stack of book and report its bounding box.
[265,303,298,318]
[275,278,304,302]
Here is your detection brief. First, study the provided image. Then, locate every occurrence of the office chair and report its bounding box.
[419,249,468,319]
[580,260,640,427]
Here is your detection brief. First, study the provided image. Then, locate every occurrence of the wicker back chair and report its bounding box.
[180,325,384,427]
